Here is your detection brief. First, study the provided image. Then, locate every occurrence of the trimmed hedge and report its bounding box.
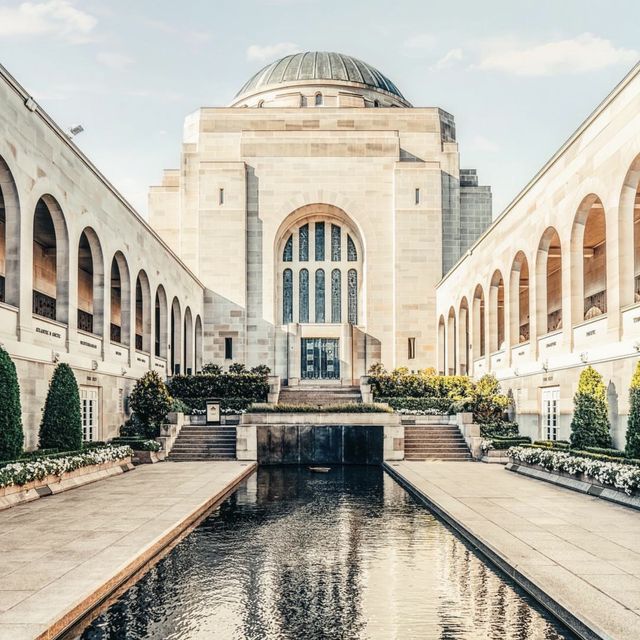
[486,436,531,450]
[0,347,23,461]
[176,396,254,414]
[247,403,393,414]
[369,373,472,399]
[167,374,269,403]
[480,422,519,438]
[377,397,452,414]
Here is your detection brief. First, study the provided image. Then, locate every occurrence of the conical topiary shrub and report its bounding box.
[129,371,172,438]
[39,363,82,451]
[570,366,611,450]
[626,361,640,458]
[0,346,24,461]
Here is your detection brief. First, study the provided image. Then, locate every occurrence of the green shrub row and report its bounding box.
[246,403,393,414]
[487,436,531,450]
[175,396,255,414]
[480,422,519,438]
[166,374,269,403]
[110,437,160,451]
[377,397,452,414]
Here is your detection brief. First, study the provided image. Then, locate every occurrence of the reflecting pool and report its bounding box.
[69,466,575,640]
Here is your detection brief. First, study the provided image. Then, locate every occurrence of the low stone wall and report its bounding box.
[507,459,640,510]
[0,457,134,511]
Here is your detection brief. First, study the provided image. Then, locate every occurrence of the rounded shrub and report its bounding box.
[626,361,640,458]
[570,366,611,450]
[129,371,172,438]
[0,346,24,461]
[39,363,82,451]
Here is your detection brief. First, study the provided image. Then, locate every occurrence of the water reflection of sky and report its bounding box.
[72,467,575,640]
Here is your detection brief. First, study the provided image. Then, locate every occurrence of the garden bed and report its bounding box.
[0,445,133,510]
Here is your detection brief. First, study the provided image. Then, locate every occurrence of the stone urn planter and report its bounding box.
[132,449,166,464]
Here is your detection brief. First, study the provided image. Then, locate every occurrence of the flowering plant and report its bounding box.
[508,446,640,495]
[0,445,132,489]
[397,408,447,416]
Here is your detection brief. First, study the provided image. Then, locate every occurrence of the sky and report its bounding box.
[0,0,638,217]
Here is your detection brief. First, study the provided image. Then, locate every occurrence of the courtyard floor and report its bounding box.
[387,460,640,640]
[0,460,255,640]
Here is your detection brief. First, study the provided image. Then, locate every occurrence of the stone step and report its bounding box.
[168,454,236,461]
[405,443,470,450]
[405,454,472,461]
[173,434,237,441]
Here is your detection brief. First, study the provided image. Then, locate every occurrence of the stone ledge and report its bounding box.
[506,460,640,511]
[0,457,133,511]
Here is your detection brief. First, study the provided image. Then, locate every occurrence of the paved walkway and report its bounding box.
[0,461,255,640]
[387,461,640,640]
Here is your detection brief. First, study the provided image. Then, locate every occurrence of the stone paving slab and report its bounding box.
[386,460,640,640]
[0,461,255,640]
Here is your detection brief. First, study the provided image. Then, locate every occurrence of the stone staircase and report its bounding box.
[168,425,237,461]
[404,424,472,461]
[277,385,362,406]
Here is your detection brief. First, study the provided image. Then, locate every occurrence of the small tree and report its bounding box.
[626,361,640,458]
[39,363,82,451]
[0,347,24,460]
[201,363,223,375]
[570,366,611,450]
[129,371,172,438]
[228,362,247,374]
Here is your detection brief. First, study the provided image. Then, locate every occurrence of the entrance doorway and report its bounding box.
[301,338,340,380]
[80,386,100,442]
[541,387,559,441]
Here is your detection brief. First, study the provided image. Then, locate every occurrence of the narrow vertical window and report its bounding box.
[315,221,325,261]
[283,234,293,262]
[219,188,224,205]
[299,224,309,261]
[347,235,357,262]
[415,188,420,205]
[299,269,309,323]
[283,269,293,323]
[224,337,233,360]
[331,269,341,323]
[301,95,307,107]
[348,269,358,324]
[315,93,323,106]
[408,337,416,360]
[315,269,325,322]
[331,224,341,261]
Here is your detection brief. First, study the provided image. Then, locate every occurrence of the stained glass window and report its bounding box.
[299,269,309,323]
[348,269,358,324]
[315,222,325,261]
[283,234,293,262]
[331,224,341,261]
[283,269,293,324]
[299,224,309,261]
[315,269,325,323]
[347,235,357,261]
[331,269,341,323]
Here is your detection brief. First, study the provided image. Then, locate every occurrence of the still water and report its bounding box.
[70,466,575,640]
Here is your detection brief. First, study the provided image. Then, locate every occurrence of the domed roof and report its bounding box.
[235,51,406,100]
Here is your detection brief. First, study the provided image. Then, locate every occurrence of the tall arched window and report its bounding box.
[315,93,323,106]
[277,212,362,327]
[315,269,325,322]
[283,269,293,324]
[331,269,341,322]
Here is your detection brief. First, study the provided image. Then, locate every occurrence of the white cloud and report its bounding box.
[474,33,638,76]
[0,0,97,43]
[246,42,301,63]
[97,52,133,70]
[431,48,464,71]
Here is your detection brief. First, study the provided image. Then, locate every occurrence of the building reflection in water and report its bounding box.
[72,467,575,640]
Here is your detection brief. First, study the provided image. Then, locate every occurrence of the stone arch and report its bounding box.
[619,153,640,308]
[472,284,486,360]
[458,297,469,375]
[509,251,530,345]
[536,226,563,334]
[77,227,105,337]
[489,270,505,352]
[109,251,131,346]
[154,285,168,358]
[446,306,456,375]
[183,306,194,374]
[134,270,152,352]
[170,296,182,375]
[32,195,69,323]
[571,194,607,324]
[0,155,20,307]
[195,314,203,373]
[437,314,446,374]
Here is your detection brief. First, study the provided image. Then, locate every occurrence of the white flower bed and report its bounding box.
[396,408,447,416]
[508,446,640,495]
[0,445,133,489]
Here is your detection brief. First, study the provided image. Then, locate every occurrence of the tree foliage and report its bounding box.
[626,361,640,458]
[129,371,173,438]
[0,347,23,460]
[570,366,611,450]
[39,363,82,451]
